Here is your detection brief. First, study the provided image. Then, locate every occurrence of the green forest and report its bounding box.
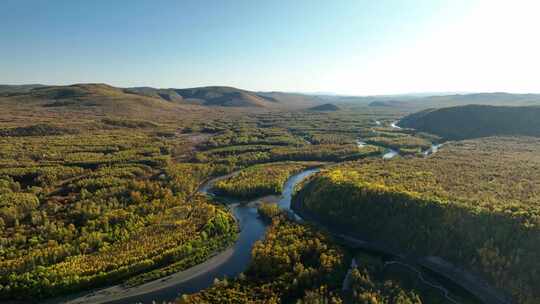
[0,131,237,299]
[0,108,408,301]
[213,162,321,199]
[177,209,445,304]
[0,88,537,303]
[293,137,540,304]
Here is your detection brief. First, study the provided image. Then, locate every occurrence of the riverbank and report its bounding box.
[47,156,509,304]
[291,164,515,304]
[49,167,312,304]
[47,247,236,304]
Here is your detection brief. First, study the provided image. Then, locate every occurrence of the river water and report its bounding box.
[423,144,443,156]
[356,140,367,148]
[390,121,402,129]
[109,169,319,304]
[382,149,399,159]
[95,117,440,303]
[357,138,399,160]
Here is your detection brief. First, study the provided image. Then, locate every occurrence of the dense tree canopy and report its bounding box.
[0,107,502,303]
[213,162,320,199]
[0,132,237,299]
[294,137,540,304]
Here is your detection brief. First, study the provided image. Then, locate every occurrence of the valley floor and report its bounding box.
[0,105,536,303]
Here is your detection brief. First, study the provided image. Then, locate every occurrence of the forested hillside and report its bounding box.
[178,210,449,304]
[399,105,540,139]
[293,137,540,304]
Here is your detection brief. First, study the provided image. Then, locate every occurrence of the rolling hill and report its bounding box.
[124,87,184,102]
[399,104,540,139]
[172,86,275,107]
[124,86,275,107]
[0,83,197,122]
[0,83,328,126]
[0,83,325,116]
[126,86,322,108]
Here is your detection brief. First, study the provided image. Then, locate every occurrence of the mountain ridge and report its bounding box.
[0,83,325,109]
[0,83,326,123]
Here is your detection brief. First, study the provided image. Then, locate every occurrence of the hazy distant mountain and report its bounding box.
[307,103,340,111]
[367,93,540,109]
[399,104,540,140]
[415,92,540,107]
[335,92,540,109]
[368,100,413,107]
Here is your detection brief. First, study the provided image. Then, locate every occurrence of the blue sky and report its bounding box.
[1,0,539,94]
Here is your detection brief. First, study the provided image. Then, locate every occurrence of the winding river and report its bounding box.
[61,162,506,304]
[124,169,319,304]
[59,119,497,304]
[359,120,442,160]
[357,136,399,160]
[60,169,319,304]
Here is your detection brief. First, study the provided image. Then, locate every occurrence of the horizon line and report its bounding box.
[2,81,540,97]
